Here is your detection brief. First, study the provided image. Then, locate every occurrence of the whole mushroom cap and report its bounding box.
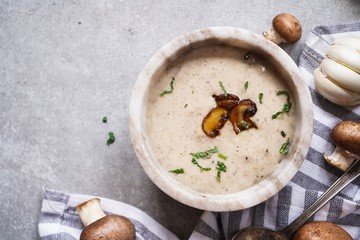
[331,121,360,156]
[293,221,352,240]
[272,13,302,43]
[80,215,136,240]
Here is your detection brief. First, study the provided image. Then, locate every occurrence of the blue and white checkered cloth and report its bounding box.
[39,22,360,240]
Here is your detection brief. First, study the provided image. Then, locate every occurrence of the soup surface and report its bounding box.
[146,45,296,194]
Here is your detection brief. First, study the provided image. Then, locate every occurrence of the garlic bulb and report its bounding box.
[314,37,360,106]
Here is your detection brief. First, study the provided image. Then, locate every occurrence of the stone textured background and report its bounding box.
[0,1,359,239]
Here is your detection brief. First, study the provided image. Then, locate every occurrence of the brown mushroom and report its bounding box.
[292,221,352,240]
[212,93,240,109]
[263,13,302,45]
[324,121,360,171]
[230,99,258,134]
[202,106,229,138]
[76,198,136,240]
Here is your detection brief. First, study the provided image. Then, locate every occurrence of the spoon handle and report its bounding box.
[281,158,360,238]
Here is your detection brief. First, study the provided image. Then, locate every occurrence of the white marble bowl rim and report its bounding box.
[129,27,314,212]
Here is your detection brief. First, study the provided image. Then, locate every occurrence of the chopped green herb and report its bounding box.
[244,81,249,90]
[169,168,184,174]
[272,90,292,119]
[190,147,229,179]
[283,102,291,112]
[281,131,286,137]
[244,52,251,60]
[277,90,288,95]
[259,93,263,104]
[160,77,175,96]
[216,161,227,181]
[216,162,226,172]
[279,91,291,113]
[217,153,228,160]
[219,81,228,97]
[190,146,218,159]
[107,131,115,145]
[102,116,107,123]
[272,111,283,119]
[280,138,290,154]
[192,158,211,171]
[240,120,249,129]
[184,104,188,108]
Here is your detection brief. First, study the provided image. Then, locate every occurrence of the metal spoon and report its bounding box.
[232,158,360,240]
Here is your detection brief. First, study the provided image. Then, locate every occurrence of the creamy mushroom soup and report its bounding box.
[146,45,296,194]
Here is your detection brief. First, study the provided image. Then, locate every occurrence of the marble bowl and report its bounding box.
[129,27,313,211]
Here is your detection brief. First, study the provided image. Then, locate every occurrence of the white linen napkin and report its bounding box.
[39,22,360,240]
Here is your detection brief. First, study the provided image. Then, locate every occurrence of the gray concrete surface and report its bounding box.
[0,1,359,239]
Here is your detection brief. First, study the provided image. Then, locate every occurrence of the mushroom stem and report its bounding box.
[324,121,360,171]
[263,28,284,45]
[76,198,106,227]
[324,146,357,171]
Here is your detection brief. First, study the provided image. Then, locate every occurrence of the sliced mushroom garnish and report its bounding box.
[202,107,229,138]
[212,93,240,109]
[230,99,258,134]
